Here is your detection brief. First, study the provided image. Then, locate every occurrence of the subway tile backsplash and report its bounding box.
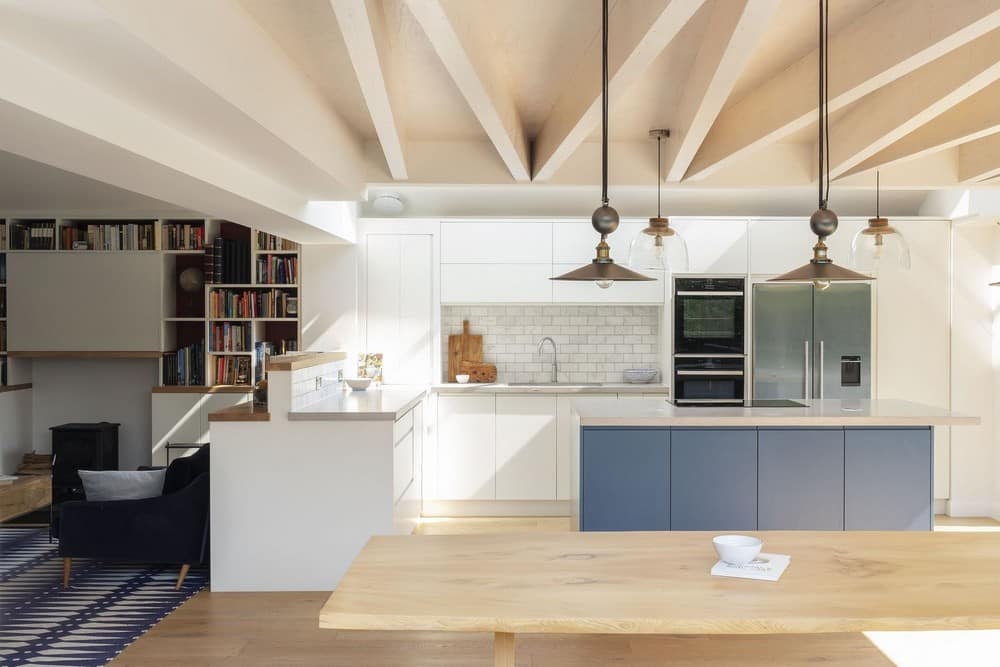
[442,305,661,384]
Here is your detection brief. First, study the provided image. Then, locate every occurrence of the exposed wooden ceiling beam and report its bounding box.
[828,30,1000,180]
[405,0,530,182]
[332,0,407,181]
[532,0,708,183]
[841,81,1000,178]
[664,0,780,182]
[685,0,1000,181]
[96,0,364,198]
[959,133,1000,183]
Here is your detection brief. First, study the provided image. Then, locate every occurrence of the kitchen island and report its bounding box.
[570,398,978,533]
[208,351,427,591]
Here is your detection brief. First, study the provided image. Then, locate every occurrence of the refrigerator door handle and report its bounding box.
[804,340,810,400]
[819,340,825,399]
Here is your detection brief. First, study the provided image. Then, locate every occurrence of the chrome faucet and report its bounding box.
[537,337,558,383]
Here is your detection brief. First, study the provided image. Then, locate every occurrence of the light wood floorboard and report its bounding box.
[113,515,1000,666]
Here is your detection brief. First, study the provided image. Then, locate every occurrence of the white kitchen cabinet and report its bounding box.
[441,221,552,263]
[552,221,647,264]
[551,265,665,303]
[748,218,866,275]
[151,391,249,466]
[495,395,558,500]
[671,219,748,274]
[436,394,496,500]
[366,234,433,384]
[441,264,553,303]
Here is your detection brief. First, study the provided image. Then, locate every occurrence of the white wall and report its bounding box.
[31,359,159,471]
[0,388,32,474]
[301,244,358,354]
[950,220,995,517]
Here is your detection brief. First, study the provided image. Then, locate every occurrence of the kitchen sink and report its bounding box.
[506,382,604,387]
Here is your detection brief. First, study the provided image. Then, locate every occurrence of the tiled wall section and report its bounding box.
[441,305,661,384]
[290,360,345,410]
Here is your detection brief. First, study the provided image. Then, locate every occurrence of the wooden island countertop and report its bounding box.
[207,403,270,422]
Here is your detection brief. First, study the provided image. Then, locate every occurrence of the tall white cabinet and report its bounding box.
[365,234,434,384]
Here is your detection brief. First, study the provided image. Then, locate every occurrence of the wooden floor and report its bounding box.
[114,516,1000,666]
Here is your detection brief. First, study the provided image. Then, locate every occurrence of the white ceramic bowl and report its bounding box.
[456,374,470,384]
[346,378,372,391]
[713,534,762,566]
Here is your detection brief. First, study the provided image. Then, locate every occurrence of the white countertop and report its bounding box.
[288,386,427,421]
[432,382,670,395]
[572,398,978,427]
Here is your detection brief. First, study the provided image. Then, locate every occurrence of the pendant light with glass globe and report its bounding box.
[768,0,872,290]
[551,0,654,289]
[628,129,689,273]
[850,172,910,274]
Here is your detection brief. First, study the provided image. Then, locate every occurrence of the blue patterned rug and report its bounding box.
[0,527,207,666]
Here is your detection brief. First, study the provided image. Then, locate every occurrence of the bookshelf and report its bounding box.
[162,221,301,388]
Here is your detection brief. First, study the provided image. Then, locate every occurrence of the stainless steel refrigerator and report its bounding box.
[752,283,871,400]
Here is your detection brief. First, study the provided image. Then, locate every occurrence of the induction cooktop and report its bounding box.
[670,399,807,408]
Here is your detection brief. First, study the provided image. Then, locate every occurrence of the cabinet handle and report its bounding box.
[819,340,825,399]
[804,340,810,400]
[676,370,744,376]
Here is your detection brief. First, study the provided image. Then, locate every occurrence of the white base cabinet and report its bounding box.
[495,395,558,500]
[436,394,496,500]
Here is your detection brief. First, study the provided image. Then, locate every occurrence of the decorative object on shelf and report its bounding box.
[15,452,53,476]
[178,266,204,293]
[551,0,653,290]
[447,320,485,382]
[629,129,688,273]
[769,0,872,291]
[851,172,910,274]
[459,360,497,383]
[253,378,268,407]
[357,352,383,382]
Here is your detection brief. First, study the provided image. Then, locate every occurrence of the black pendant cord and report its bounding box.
[817,0,827,209]
[876,171,880,218]
[601,0,609,206]
[656,134,662,218]
[823,0,830,206]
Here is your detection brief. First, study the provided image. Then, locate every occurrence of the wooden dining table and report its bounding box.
[319,530,1000,666]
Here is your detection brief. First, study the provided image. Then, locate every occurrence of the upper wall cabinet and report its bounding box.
[670,219,748,274]
[749,219,866,275]
[441,222,552,264]
[8,253,161,352]
[552,221,646,264]
[441,264,553,303]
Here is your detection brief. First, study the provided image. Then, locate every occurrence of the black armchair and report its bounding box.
[58,445,210,590]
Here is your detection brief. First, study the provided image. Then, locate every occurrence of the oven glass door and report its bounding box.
[674,294,744,354]
[673,375,745,403]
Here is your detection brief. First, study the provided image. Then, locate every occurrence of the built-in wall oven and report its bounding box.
[673,277,746,405]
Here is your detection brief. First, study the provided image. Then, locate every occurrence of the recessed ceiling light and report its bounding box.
[371,193,404,216]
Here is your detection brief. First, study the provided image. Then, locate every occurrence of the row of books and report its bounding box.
[163,223,205,250]
[209,289,298,319]
[0,322,5,352]
[205,236,251,284]
[0,255,6,282]
[162,341,205,386]
[0,222,5,251]
[215,355,251,386]
[8,222,55,250]
[62,223,156,251]
[256,231,298,251]
[255,255,298,284]
[0,358,6,386]
[0,286,6,318]
[210,322,250,352]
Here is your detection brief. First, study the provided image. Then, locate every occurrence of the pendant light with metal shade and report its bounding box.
[551,0,654,289]
[768,0,872,290]
[850,172,910,274]
[628,129,689,272]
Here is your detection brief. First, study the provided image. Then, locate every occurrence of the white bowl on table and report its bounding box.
[456,374,470,384]
[346,378,372,391]
[713,535,762,566]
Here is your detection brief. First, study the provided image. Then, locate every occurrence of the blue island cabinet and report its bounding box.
[581,428,669,531]
[758,428,845,529]
[844,427,933,530]
[670,428,757,531]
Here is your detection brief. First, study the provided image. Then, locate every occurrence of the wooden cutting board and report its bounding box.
[447,320,485,382]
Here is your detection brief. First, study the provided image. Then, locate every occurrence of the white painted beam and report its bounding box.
[332,0,407,181]
[0,40,352,243]
[96,0,364,198]
[959,133,1000,183]
[828,31,1000,179]
[532,0,708,182]
[686,0,1000,180]
[405,0,530,182]
[842,81,1000,178]
[665,0,780,182]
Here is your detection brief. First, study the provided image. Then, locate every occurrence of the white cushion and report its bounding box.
[79,469,166,502]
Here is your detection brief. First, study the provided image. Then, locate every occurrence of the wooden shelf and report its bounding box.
[8,350,162,359]
[268,351,347,371]
[209,351,253,356]
[164,317,206,322]
[0,383,31,393]
[152,385,252,394]
[209,284,299,289]
[253,249,299,255]
[208,317,297,322]
[163,249,205,254]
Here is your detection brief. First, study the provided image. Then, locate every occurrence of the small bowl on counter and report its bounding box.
[623,368,658,384]
[456,374,471,384]
[713,534,762,566]
[346,378,372,391]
